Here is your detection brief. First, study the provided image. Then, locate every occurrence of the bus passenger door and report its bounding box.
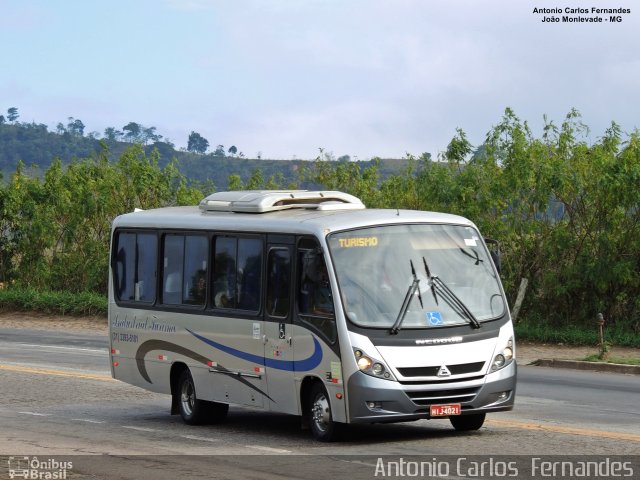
[209,234,266,408]
[263,240,297,413]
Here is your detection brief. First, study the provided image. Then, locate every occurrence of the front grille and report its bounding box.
[399,374,485,386]
[448,361,485,375]
[397,366,440,377]
[397,361,486,378]
[404,386,480,406]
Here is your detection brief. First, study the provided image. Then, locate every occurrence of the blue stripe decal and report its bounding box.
[186,329,323,372]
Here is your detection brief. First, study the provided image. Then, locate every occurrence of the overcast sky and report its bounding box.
[1,0,638,160]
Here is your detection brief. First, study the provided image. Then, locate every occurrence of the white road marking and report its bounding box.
[71,418,106,424]
[18,411,52,416]
[336,458,387,468]
[180,434,220,443]
[244,445,292,454]
[121,426,158,432]
[3,343,106,354]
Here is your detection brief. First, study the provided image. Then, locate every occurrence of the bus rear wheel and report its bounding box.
[308,383,342,442]
[177,369,210,425]
[449,413,486,431]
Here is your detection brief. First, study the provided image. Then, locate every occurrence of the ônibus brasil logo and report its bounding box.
[7,456,73,480]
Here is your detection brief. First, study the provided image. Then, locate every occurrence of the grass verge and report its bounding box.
[0,287,107,316]
[513,321,639,348]
[582,354,640,366]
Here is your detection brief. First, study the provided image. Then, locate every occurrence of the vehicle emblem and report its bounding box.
[437,365,451,377]
[415,336,463,345]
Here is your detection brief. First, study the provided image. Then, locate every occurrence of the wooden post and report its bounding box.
[596,313,608,360]
[511,278,529,323]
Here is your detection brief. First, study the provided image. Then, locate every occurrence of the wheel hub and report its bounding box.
[181,379,195,416]
[311,394,330,432]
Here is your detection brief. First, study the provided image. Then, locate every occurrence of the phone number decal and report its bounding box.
[112,332,139,343]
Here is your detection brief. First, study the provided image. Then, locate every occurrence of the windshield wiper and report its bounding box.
[423,257,481,329]
[390,260,423,335]
[458,247,484,265]
[423,257,438,306]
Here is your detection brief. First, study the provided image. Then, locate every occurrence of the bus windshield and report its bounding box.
[328,224,505,329]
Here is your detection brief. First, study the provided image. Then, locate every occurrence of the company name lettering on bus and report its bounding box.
[415,336,463,345]
[111,316,177,333]
[338,237,378,248]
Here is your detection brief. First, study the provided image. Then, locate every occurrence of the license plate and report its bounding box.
[430,404,461,416]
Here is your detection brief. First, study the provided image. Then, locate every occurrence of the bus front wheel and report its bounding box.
[449,413,486,431]
[308,383,342,442]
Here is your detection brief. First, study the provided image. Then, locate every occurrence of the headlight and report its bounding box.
[353,348,396,381]
[503,338,514,361]
[357,356,372,370]
[491,337,514,372]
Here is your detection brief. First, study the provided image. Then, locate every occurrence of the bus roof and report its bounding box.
[111,191,476,237]
[112,208,476,237]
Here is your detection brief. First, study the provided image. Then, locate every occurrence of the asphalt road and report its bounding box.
[0,327,638,479]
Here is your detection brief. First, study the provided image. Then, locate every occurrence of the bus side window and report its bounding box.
[299,250,333,316]
[213,236,262,311]
[162,235,184,305]
[115,232,136,301]
[161,234,208,307]
[266,248,291,318]
[183,236,208,305]
[297,242,336,343]
[114,231,157,303]
[213,237,236,308]
[237,238,262,311]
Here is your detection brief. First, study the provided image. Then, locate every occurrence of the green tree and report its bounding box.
[187,131,209,154]
[7,107,19,123]
[103,127,122,142]
[1,107,639,337]
[141,126,162,145]
[213,144,225,157]
[123,122,142,143]
[227,174,243,191]
[0,145,204,292]
[67,117,85,137]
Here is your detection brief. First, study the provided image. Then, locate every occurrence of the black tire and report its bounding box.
[308,383,342,442]
[449,413,486,431]
[177,369,210,425]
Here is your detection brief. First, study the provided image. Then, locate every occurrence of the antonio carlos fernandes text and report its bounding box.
[373,457,634,477]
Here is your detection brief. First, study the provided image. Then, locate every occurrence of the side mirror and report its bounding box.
[484,238,501,274]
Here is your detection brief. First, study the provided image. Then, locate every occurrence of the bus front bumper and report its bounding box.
[346,361,517,424]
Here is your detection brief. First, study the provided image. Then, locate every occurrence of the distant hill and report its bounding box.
[0,121,411,189]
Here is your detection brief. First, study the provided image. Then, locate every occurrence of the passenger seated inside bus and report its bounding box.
[213,250,236,308]
[188,269,207,304]
[238,255,261,310]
